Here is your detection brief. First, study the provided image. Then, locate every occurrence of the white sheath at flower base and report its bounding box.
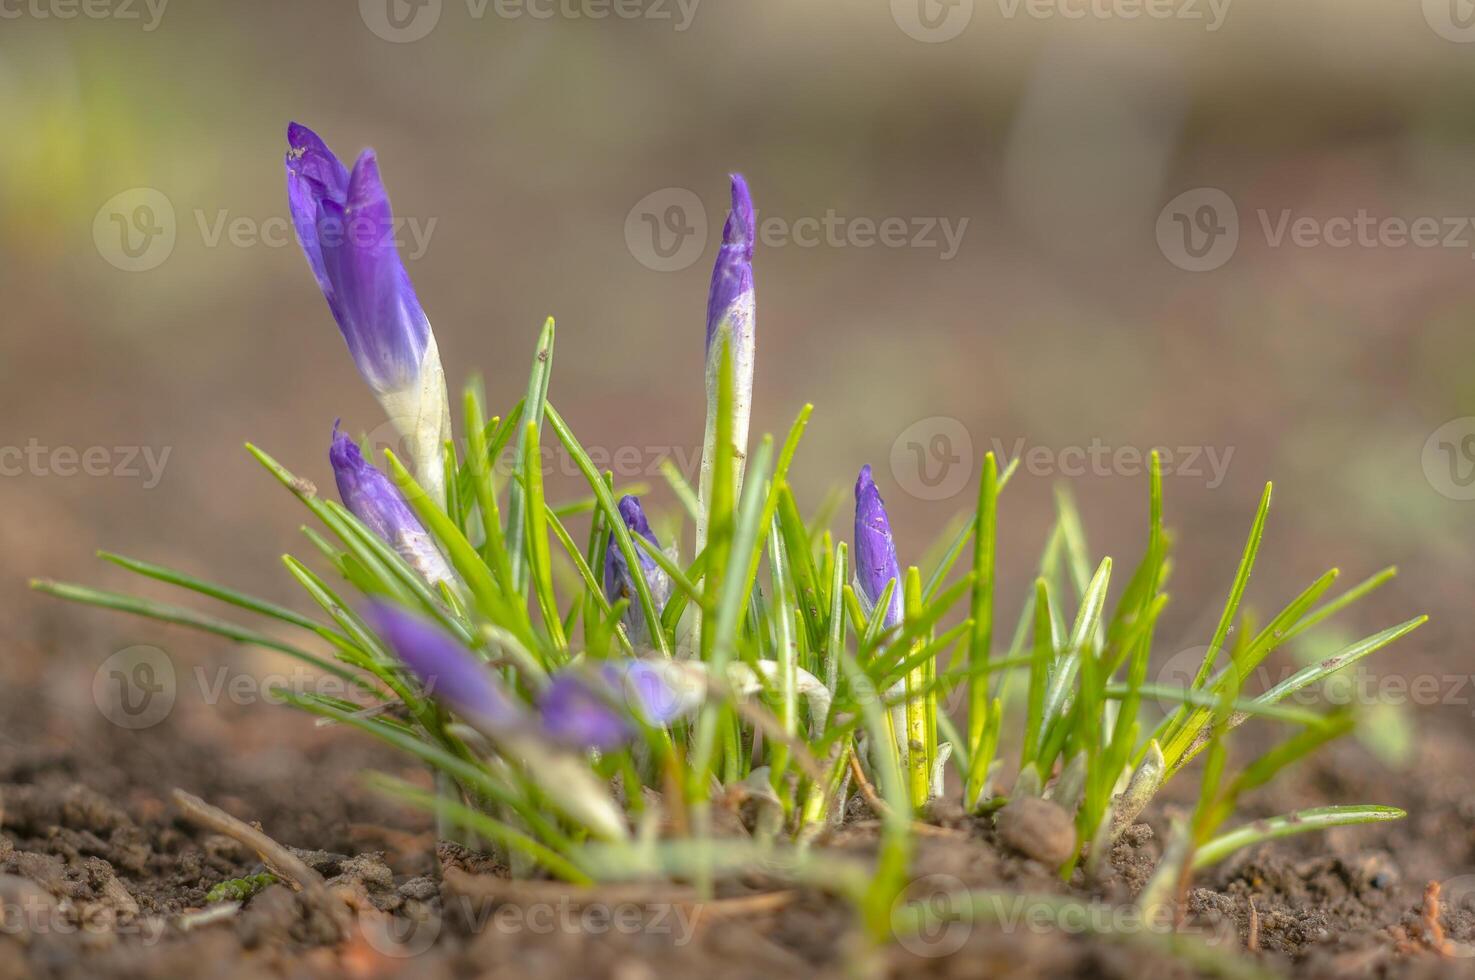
[391,526,455,587]
[695,173,756,564]
[696,319,755,561]
[376,330,453,510]
[505,735,630,842]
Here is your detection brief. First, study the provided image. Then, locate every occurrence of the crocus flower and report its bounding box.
[603,495,671,643]
[365,603,521,734]
[539,660,702,750]
[696,174,756,556]
[330,423,454,587]
[368,605,630,841]
[854,465,903,628]
[287,122,451,506]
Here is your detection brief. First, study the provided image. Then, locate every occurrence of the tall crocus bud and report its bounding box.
[696,174,756,557]
[603,495,671,644]
[286,122,452,507]
[365,603,522,734]
[854,465,903,628]
[330,424,453,587]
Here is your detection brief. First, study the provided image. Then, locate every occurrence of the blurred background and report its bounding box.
[3,0,1474,826]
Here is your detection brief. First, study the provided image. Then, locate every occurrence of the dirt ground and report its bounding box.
[4,587,1475,978]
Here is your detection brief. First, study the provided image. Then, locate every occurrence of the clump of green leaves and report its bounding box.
[34,322,1424,939]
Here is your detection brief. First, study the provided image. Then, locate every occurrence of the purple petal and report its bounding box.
[285,123,350,311]
[705,174,755,356]
[314,150,430,393]
[330,423,452,585]
[365,603,521,732]
[538,671,634,751]
[538,660,695,750]
[286,124,430,395]
[854,465,903,627]
[602,495,670,643]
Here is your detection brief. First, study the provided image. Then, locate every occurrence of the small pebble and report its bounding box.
[994,797,1077,866]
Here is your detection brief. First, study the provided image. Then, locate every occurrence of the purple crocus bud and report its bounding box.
[287,122,451,506]
[364,603,522,734]
[603,495,671,643]
[704,174,755,360]
[539,660,700,750]
[854,465,903,628]
[330,423,453,587]
[697,175,757,557]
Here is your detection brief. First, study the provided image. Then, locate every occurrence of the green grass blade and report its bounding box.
[96,551,337,638]
[659,457,701,522]
[1036,556,1112,744]
[544,403,670,656]
[1256,616,1428,706]
[30,580,371,689]
[1192,805,1405,869]
[505,317,556,592]
[1190,482,1272,690]
[966,452,999,802]
[520,420,567,653]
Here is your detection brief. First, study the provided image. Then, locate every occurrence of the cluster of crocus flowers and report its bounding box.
[286,122,452,507]
[696,175,756,556]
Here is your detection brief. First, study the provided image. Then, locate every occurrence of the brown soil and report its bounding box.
[5,646,1475,980]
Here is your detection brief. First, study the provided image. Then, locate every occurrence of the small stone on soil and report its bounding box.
[993,797,1076,866]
